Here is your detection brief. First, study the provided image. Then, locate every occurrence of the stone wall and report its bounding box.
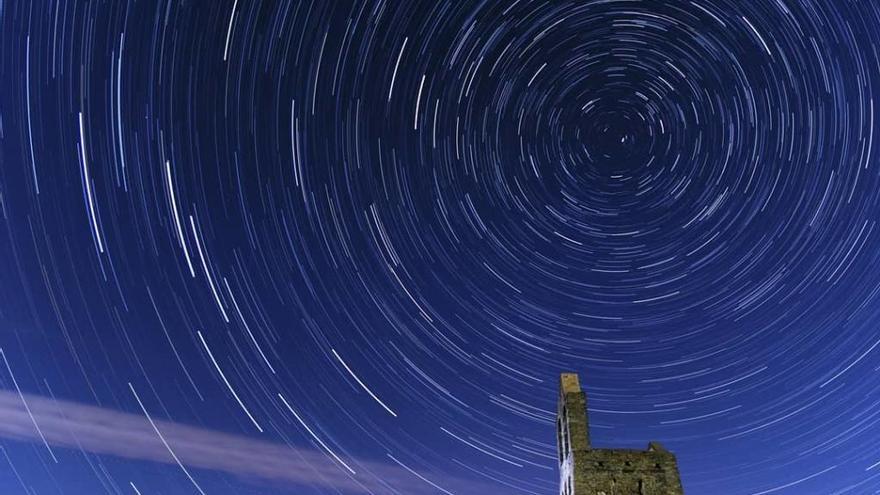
[573,445,684,494]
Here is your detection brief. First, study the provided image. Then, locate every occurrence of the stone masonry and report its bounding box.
[557,373,684,495]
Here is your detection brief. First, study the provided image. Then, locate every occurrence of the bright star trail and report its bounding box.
[1,1,880,494]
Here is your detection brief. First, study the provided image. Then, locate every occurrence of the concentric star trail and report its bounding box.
[1,1,880,494]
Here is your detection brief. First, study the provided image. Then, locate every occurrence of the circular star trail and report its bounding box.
[1,1,880,494]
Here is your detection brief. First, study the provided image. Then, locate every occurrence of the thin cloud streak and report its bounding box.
[0,389,495,494]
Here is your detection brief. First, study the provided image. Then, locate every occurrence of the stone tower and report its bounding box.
[557,373,684,494]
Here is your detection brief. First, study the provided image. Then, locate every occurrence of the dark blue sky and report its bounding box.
[1,1,880,494]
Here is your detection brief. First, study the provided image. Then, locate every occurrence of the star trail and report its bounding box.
[1,0,880,494]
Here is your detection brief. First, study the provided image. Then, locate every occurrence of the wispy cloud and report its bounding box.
[0,388,498,494]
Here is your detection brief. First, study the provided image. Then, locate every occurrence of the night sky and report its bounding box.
[1,1,880,494]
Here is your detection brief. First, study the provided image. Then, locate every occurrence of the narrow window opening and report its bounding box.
[557,418,564,463]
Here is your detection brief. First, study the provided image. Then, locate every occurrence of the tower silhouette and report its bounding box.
[557,373,685,494]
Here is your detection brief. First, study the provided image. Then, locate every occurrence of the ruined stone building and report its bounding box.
[557,373,684,494]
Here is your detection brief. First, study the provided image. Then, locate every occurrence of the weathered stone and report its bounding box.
[557,373,685,494]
